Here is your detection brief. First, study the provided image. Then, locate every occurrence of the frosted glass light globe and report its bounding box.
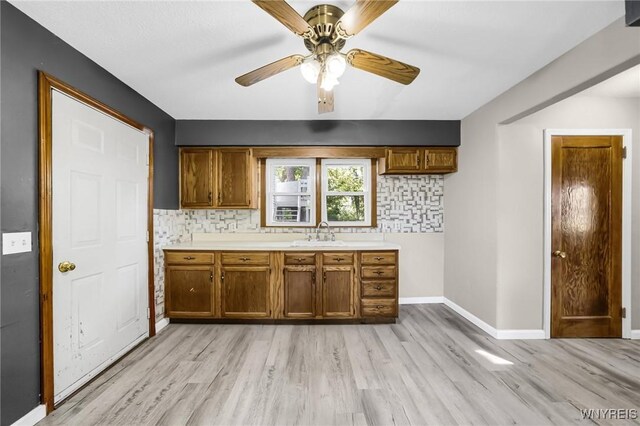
[300,60,320,84]
[326,54,346,78]
[320,74,339,91]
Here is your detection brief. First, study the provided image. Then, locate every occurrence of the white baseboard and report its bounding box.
[11,404,46,426]
[155,318,170,333]
[631,330,640,340]
[442,297,499,339]
[399,296,444,304]
[496,329,546,339]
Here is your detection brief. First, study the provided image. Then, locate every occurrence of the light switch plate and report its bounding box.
[2,232,32,255]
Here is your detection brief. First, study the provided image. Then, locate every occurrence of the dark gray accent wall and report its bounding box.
[626,0,640,26]
[176,120,460,147]
[0,2,178,424]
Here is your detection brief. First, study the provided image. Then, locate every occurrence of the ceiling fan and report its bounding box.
[235,0,420,114]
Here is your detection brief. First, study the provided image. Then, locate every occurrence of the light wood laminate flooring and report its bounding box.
[39,305,640,425]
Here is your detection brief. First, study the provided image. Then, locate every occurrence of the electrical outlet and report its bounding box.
[2,232,32,255]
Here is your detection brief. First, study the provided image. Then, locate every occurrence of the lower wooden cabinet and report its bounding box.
[221,266,271,318]
[283,266,316,318]
[165,265,215,318]
[322,266,355,318]
[164,249,398,322]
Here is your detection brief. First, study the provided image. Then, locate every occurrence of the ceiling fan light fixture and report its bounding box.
[320,72,339,91]
[300,58,321,84]
[325,53,346,78]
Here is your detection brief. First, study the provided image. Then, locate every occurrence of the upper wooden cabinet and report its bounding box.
[179,147,257,209]
[379,147,457,175]
[180,149,214,208]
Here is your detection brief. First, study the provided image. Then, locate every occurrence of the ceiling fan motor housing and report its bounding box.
[303,4,346,52]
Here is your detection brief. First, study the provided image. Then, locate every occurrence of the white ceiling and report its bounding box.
[10,0,624,120]
[578,64,640,98]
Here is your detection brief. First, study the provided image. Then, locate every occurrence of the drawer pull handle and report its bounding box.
[374,257,384,261]
[189,287,195,293]
[375,285,383,290]
[376,305,384,309]
[184,256,195,260]
[373,271,384,276]
[240,257,250,262]
[296,257,305,262]
[334,257,345,262]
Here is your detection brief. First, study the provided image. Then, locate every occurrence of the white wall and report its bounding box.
[445,18,640,330]
[497,96,640,329]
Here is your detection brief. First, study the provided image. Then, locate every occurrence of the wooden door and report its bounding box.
[283,266,316,318]
[322,266,354,318]
[221,266,270,318]
[423,148,457,173]
[385,148,421,173]
[216,148,252,208]
[165,266,214,318]
[181,149,214,208]
[51,90,150,403]
[551,135,623,338]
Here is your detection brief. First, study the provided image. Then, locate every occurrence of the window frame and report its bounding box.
[320,158,373,227]
[264,158,317,227]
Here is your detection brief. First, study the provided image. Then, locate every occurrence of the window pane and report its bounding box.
[272,195,312,224]
[326,165,364,192]
[326,195,365,222]
[273,165,312,193]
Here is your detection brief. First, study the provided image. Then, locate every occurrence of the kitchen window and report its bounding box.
[321,159,372,227]
[265,158,316,227]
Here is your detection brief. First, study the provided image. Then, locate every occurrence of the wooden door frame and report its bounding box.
[543,129,632,339]
[38,71,156,413]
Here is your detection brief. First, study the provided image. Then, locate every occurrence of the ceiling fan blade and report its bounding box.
[317,77,334,114]
[252,0,316,39]
[235,54,305,87]
[334,0,397,39]
[346,49,419,85]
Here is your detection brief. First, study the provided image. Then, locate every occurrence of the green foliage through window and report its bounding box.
[326,166,366,222]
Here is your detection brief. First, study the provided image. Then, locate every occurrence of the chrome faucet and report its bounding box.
[316,221,335,241]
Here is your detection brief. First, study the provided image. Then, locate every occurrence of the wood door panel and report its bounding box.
[166,266,214,317]
[322,252,354,265]
[221,252,270,265]
[217,149,252,208]
[551,135,622,338]
[221,266,270,318]
[284,266,316,318]
[362,280,397,298]
[165,252,214,265]
[284,253,316,265]
[384,148,421,172]
[322,266,354,317]
[180,149,213,208]
[424,148,457,173]
[361,266,396,279]
[361,252,396,265]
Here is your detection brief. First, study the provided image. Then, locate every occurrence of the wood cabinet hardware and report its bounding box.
[217,193,221,204]
[374,271,384,275]
[334,257,345,262]
[240,257,250,261]
[221,272,225,281]
[374,257,384,261]
[296,257,305,262]
[190,287,195,293]
[376,305,384,309]
[209,273,213,282]
[184,256,195,260]
[208,192,212,204]
[323,272,327,281]
[375,285,383,290]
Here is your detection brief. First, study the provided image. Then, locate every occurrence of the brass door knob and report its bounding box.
[552,250,567,259]
[58,261,76,273]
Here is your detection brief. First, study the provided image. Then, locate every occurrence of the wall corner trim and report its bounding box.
[399,296,444,304]
[155,318,170,333]
[631,330,640,340]
[11,405,47,426]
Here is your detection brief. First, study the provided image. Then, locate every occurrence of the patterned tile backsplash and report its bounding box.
[152,175,443,319]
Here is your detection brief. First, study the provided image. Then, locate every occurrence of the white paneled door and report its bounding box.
[52,90,149,403]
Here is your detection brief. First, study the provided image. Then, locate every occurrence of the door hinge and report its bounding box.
[622,307,627,318]
[147,307,151,319]
[622,146,627,159]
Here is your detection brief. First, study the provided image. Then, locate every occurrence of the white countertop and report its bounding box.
[164,232,401,251]
[163,240,401,251]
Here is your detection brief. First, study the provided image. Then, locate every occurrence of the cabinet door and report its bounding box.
[216,149,253,208]
[322,266,355,318]
[221,266,270,318]
[180,149,214,208]
[423,148,457,173]
[284,266,316,318]
[384,148,421,173]
[165,266,214,318]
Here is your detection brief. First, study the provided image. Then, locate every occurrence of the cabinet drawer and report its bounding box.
[322,252,354,265]
[361,252,396,265]
[361,299,397,317]
[361,266,396,279]
[221,252,270,265]
[362,280,397,298]
[285,253,316,265]
[165,252,214,265]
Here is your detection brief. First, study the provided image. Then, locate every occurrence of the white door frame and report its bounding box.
[543,129,632,339]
